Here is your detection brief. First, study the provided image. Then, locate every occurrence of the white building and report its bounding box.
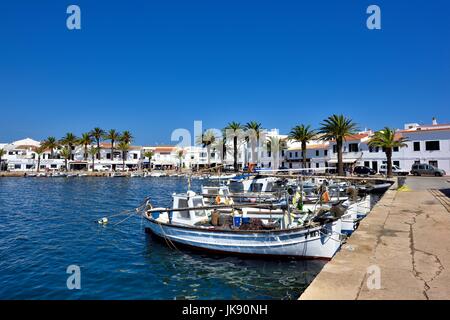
[1,119,449,174]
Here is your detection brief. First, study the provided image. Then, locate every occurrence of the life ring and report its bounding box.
[215,195,221,204]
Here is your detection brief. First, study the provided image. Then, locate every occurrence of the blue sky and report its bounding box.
[0,0,449,145]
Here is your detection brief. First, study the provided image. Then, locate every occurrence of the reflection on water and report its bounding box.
[0,177,325,299]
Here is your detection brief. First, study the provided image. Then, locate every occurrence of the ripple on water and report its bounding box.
[0,177,325,299]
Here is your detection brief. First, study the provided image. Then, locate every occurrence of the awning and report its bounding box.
[328,159,359,164]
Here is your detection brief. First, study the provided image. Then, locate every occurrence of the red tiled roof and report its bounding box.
[154,147,177,152]
[344,133,369,141]
[330,133,369,142]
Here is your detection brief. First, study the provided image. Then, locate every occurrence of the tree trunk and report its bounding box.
[386,148,393,178]
[302,141,307,170]
[37,156,40,172]
[337,139,344,176]
[84,145,88,161]
[92,155,95,172]
[256,137,260,167]
[96,140,100,160]
[251,139,256,165]
[111,141,114,167]
[65,158,68,172]
[233,136,238,172]
[207,145,211,168]
[122,152,125,172]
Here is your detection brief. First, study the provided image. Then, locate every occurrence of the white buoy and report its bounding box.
[98,217,108,224]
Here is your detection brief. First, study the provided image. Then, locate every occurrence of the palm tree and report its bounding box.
[245,121,263,166]
[225,122,244,172]
[212,138,225,166]
[42,137,59,159]
[143,151,154,171]
[120,130,133,144]
[319,115,358,176]
[117,141,130,172]
[0,148,6,171]
[104,129,120,162]
[90,128,105,160]
[60,147,71,172]
[88,147,99,172]
[289,124,317,170]
[78,133,92,161]
[33,145,46,172]
[266,136,286,170]
[196,129,217,168]
[176,150,184,171]
[60,133,78,160]
[368,127,408,178]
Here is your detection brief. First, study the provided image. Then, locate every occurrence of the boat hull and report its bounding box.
[144,218,342,260]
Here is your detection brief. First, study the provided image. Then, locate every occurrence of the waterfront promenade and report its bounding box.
[300,176,450,300]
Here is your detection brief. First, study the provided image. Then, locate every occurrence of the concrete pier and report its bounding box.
[300,176,450,300]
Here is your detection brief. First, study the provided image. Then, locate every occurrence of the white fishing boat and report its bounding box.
[338,194,372,235]
[208,174,236,180]
[111,172,127,177]
[143,191,344,259]
[25,173,37,177]
[149,171,167,177]
[130,172,143,177]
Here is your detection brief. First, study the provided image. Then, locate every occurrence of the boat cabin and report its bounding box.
[170,191,210,225]
[201,185,230,197]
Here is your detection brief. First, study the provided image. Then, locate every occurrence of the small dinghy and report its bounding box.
[143,191,344,260]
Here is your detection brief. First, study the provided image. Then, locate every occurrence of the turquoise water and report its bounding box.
[0,177,325,299]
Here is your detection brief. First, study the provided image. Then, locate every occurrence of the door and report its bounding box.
[372,161,378,173]
[418,164,427,175]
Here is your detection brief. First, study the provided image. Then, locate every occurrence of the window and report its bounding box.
[315,150,319,156]
[324,150,328,156]
[316,163,319,168]
[393,146,399,152]
[289,163,292,169]
[349,143,358,152]
[294,152,298,157]
[425,141,440,151]
[177,199,190,219]
[281,150,285,157]
[393,161,400,167]
[268,151,271,157]
[14,164,21,169]
[289,152,292,158]
[413,142,420,151]
[333,145,337,153]
[133,154,138,159]
[429,160,438,168]
[106,153,111,159]
[364,161,370,167]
